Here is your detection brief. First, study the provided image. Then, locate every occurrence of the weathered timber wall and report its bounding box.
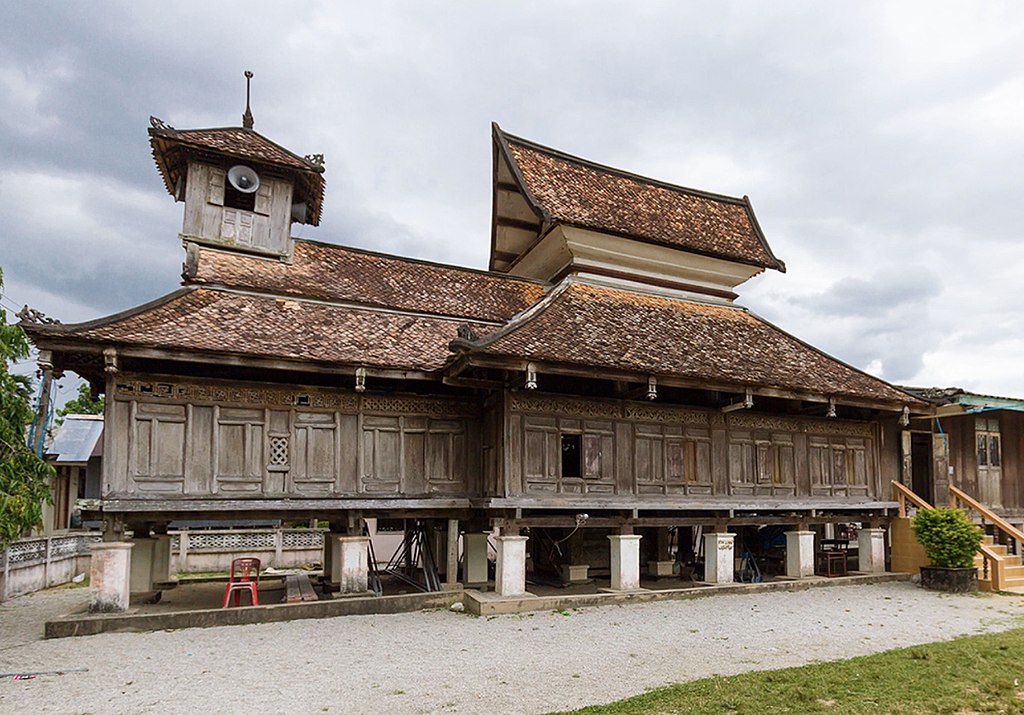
[104,375,480,499]
[505,392,884,500]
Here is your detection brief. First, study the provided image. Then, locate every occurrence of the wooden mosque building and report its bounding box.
[22,101,930,611]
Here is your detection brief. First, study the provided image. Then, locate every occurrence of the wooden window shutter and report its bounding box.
[254,181,273,215]
[582,434,602,479]
[207,170,225,206]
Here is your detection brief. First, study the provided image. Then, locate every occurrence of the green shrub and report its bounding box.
[911,507,983,568]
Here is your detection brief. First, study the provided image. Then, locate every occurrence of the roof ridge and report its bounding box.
[740,306,927,405]
[208,284,503,325]
[495,125,749,207]
[20,287,198,334]
[449,277,575,353]
[289,237,551,286]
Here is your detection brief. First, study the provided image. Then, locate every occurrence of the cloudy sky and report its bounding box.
[3,2,1024,404]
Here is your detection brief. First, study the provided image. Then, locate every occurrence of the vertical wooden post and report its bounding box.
[274,528,284,567]
[445,519,459,587]
[179,529,189,573]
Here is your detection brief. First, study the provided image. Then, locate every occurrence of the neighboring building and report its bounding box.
[43,414,103,532]
[902,387,1024,518]
[21,108,928,611]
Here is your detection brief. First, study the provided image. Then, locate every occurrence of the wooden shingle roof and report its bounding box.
[26,287,487,372]
[492,125,785,273]
[187,239,547,323]
[453,279,920,406]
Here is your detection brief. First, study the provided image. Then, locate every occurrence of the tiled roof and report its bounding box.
[29,288,484,372]
[188,240,548,323]
[150,124,323,174]
[459,280,917,404]
[497,128,785,272]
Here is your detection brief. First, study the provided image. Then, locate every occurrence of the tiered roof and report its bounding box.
[492,126,785,272]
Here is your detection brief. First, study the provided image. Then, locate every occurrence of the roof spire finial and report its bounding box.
[242,70,254,129]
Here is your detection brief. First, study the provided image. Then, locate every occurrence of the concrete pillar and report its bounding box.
[608,534,643,591]
[785,530,815,578]
[151,534,175,586]
[89,542,133,613]
[858,527,886,573]
[327,535,371,594]
[703,532,735,584]
[462,532,489,586]
[494,535,528,597]
[129,537,156,596]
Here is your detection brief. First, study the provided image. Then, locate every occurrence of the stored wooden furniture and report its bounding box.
[816,539,848,577]
[284,573,318,603]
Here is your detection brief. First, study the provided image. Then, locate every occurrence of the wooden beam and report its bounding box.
[495,216,542,232]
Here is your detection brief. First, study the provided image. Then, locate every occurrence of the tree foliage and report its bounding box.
[0,268,53,547]
[911,506,983,568]
[57,382,104,423]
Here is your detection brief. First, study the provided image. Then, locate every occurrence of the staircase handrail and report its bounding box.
[891,480,932,517]
[893,481,1007,591]
[949,485,1024,546]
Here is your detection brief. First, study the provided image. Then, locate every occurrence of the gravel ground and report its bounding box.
[1,582,1023,715]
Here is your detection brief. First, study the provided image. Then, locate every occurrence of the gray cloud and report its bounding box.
[3,1,1024,397]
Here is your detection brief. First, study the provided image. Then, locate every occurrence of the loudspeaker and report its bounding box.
[227,164,260,194]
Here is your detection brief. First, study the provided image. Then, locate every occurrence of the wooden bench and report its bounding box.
[284,573,319,603]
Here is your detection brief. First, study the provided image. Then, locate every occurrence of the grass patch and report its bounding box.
[545,628,1024,714]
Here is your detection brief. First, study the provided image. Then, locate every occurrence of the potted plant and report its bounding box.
[911,507,983,592]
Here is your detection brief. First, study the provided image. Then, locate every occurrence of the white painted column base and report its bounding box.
[784,530,816,578]
[608,534,643,591]
[858,528,886,573]
[462,532,490,586]
[494,535,529,597]
[89,542,134,613]
[329,535,371,594]
[703,532,735,584]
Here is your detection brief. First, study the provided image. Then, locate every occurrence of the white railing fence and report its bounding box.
[0,528,328,601]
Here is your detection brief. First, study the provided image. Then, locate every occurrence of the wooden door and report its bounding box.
[976,417,1002,508]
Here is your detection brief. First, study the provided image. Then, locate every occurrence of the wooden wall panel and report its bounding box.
[105,376,477,500]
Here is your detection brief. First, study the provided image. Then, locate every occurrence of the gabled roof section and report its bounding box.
[186,239,548,323]
[148,117,326,225]
[453,279,921,407]
[25,287,487,373]
[902,386,1024,412]
[490,124,785,274]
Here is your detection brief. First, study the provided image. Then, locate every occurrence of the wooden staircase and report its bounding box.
[976,536,1024,592]
[893,481,1024,592]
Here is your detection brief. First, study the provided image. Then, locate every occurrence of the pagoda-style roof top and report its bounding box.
[148,118,326,225]
[452,278,921,407]
[187,239,547,323]
[490,124,785,274]
[25,287,489,373]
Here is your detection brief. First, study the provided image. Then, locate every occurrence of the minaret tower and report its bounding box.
[147,71,325,258]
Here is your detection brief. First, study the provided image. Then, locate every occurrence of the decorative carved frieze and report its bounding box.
[114,378,359,411]
[509,394,621,419]
[623,404,710,426]
[728,412,874,438]
[360,395,477,418]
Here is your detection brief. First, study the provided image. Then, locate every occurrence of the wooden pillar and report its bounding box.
[444,519,459,587]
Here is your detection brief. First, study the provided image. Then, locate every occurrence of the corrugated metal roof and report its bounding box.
[47,416,103,464]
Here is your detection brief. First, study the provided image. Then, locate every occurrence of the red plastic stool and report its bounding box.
[222,557,261,608]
